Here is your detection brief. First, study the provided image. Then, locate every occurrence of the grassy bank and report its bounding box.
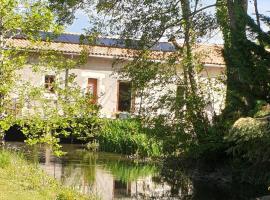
[0,150,95,200]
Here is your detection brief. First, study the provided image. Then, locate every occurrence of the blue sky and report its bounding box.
[66,0,270,37]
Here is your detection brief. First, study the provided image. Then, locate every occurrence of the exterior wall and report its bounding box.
[16,55,225,119]
[201,66,226,118]
[132,66,226,119]
[16,56,119,118]
[71,57,118,118]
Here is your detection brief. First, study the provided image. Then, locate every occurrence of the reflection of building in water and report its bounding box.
[40,148,182,200]
[131,176,169,199]
[114,180,131,198]
[40,147,63,180]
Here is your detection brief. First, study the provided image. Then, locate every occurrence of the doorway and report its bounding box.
[87,78,98,104]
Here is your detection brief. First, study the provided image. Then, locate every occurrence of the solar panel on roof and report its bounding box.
[14,31,176,52]
[55,33,176,51]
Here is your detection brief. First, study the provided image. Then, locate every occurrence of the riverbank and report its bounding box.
[0,149,95,200]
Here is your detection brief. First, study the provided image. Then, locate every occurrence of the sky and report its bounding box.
[65,0,270,44]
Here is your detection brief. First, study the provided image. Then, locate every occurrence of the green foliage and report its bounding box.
[15,73,101,155]
[0,0,100,153]
[217,0,270,119]
[252,101,270,118]
[56,191,85,200]
[48,0,84,25]
[226,117,270,163]
[224,116,270,184]
[0,0,73,152]
[98,119,162,157]
[0,0,62,113]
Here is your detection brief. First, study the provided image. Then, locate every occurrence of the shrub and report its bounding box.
[251,101,270,118]
[225,117,270,163]
[98,119,162,157]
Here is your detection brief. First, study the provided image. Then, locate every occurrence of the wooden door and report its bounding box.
[87,78,98,104]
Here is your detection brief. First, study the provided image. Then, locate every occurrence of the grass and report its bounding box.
[0,149,96,200]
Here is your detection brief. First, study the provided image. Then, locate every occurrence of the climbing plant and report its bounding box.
[216,0,270,122]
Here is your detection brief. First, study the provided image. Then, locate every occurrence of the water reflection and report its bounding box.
[9,143,169,199]
[5,142,270,200]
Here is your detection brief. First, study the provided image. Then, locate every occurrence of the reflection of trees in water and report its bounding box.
[60,150,158,197]
[7,143,270,200]
[61,151,97,188]
[100,159,157,182]
[66,150,157,182]
[60,152,270,200]
[155,157,270,200]
[154,157,193,200]
[39,150,98,195]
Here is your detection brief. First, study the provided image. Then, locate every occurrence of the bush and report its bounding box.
[251,101,270,118]
[98,119,162,157]
[225,117,270,163]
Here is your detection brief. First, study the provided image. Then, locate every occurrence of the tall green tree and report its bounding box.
[0,0,62,140]
[0,0,61,113]
[0,0,100,152]
[91,0,222,155]
[216,0,270,122]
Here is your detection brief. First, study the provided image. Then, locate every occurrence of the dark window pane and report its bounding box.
[118,82,132,112]
[44,75,55,92]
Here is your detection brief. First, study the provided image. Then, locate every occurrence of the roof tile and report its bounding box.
[8,38,225,65]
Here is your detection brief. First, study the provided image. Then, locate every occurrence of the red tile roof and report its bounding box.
[8,38,225,66]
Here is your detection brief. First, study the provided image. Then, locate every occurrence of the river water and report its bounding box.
[5,142,270,200]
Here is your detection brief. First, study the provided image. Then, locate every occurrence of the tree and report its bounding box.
[92,0,223,155]
[47,0,85,25]
[48,0,270,158]
[0,0,62,139]
[0,0,100,153]
[216,0,270,122]
[16,68,100,155]
[47,0,225,155]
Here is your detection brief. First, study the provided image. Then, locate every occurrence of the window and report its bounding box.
[44,75,55,92]
[118,81,132,112]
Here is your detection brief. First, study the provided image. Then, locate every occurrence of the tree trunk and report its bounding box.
[176,0,209,139]
[180,0,197,95]
[253,0,263,46]
[218,0,255,120]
